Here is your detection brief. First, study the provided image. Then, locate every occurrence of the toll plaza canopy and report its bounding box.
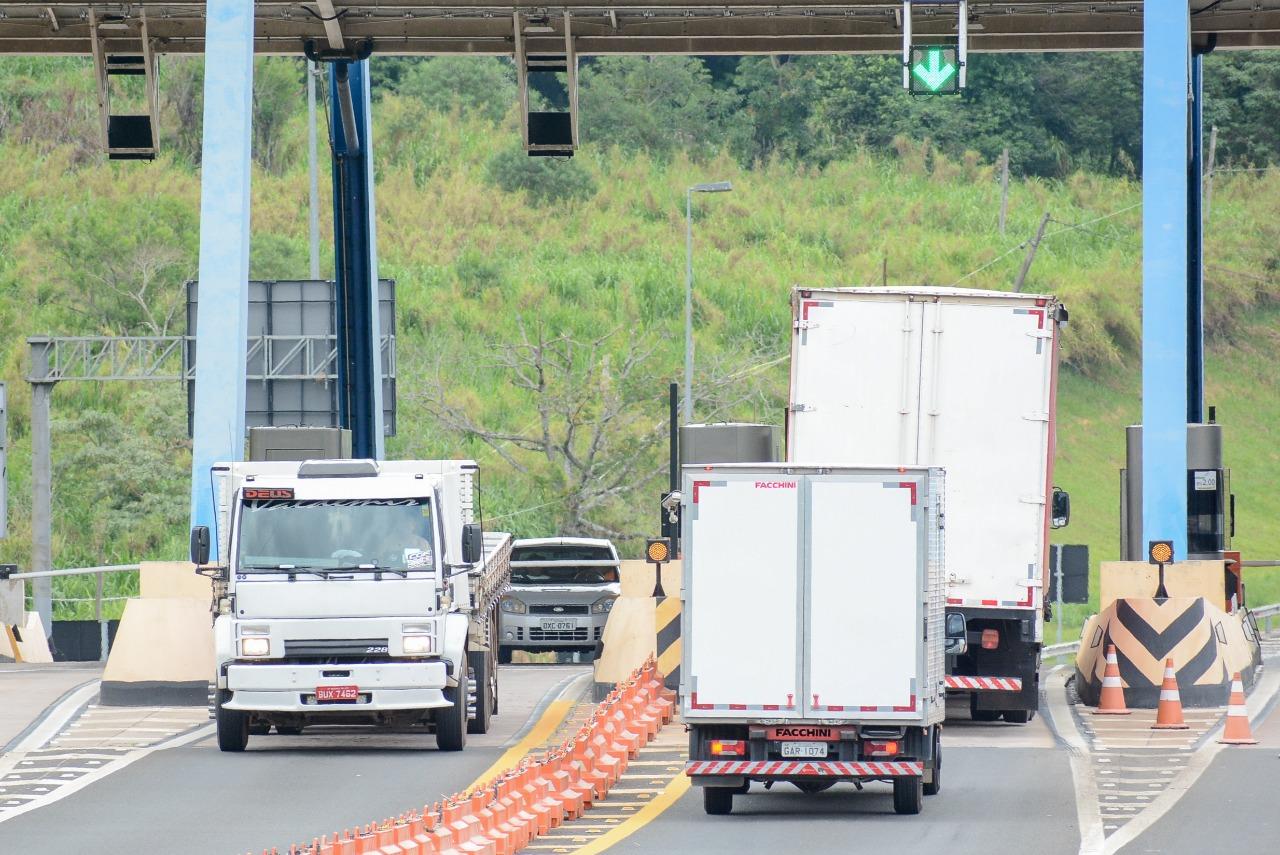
[1,1,1279,56]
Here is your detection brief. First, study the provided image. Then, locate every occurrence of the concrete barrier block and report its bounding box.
[101,598,213,705]
[1099,560,1226,612]
[140,561,211,600]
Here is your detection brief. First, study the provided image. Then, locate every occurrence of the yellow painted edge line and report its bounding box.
[464,699,576,792]
[557,770,691,855]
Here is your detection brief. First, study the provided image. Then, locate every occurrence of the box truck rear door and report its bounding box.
[803,474,923,717]
[685,472,803,718]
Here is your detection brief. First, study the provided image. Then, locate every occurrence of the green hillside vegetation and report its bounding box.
[0,56,1277,634]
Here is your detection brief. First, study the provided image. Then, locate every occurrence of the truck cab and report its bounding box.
[498,537,620,663]
[193,458,510,752]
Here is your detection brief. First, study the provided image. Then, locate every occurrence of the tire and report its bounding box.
[498,647,514,665]
[215,691,249,753]
[1003,708,1034,724]
[793,780,836,794]
[703,786,734,815]
[467,651,492,735]
[923,728,942,796]
[893,776,923,815]
[970,693,1001,722]
[436,684,468,751]
[275,724,303,736]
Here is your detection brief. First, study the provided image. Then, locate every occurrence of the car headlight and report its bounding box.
[501,597,527,614]
[403,634,434,655]
[240,636,270,657]
[591,596,617,614]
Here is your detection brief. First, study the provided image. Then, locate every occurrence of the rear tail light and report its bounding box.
[710,740,746,757]
[981,629,1000,650]
[864,740,900,757]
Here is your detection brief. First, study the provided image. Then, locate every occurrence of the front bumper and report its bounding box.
[223,661,450,712]
[499,612,607,649]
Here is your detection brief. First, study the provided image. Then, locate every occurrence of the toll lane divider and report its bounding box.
[245,657,675,855]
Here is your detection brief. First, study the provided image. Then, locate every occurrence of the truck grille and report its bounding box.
[529,628,590,642]
[283,638,391,659]
[529,605,590,616]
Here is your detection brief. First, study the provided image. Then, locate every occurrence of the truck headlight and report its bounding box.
[591,596,617,614]
[403,635,434,655]
[501,597,527,614]
[240,636,270,657]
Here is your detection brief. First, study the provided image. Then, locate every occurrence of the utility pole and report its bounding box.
[29,341,54,638]
[998,148,1010,236]
[1013,212,1051,293]
[308,60,321,280]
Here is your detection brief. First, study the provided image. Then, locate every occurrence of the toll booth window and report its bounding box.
[1187,470,1224,555]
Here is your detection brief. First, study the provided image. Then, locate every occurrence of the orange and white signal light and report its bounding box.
[645,538,671,564]
[1149,540,1174,565]
[710,740,746,756]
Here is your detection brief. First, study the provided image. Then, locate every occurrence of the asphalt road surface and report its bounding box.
[0,664,589,855]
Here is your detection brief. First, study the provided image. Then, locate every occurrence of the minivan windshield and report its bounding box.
[237,498,435,572]
[510,544,617,585]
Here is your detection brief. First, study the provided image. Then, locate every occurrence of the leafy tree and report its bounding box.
[485,146,596,205]
[394,57,515,123]
[1204,51,1280,166]
[731,57,822,165]
[578,57,747,160]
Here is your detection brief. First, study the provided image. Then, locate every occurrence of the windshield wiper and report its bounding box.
[331,564,410,579]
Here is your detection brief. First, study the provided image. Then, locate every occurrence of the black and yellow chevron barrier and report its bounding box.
[655,595,681,692]
[1075,595,1262,708]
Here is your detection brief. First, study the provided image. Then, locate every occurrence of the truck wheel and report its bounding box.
[467,651,493,735]
[498,647,513,665]
[703,786,734,815]
[1003,709,1034,724]
[215,691,249,753]
[893,776,923,815]
[436,684,468,751]
[923,729,942,796]
[970,694,1001,722]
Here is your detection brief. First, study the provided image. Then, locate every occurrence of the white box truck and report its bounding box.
[681,464,945,815]
[787,287,1069,722]
[189,458,512,752]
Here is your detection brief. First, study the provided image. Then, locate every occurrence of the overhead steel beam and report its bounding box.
[189,0,254,556]
[1142,2,1190,560]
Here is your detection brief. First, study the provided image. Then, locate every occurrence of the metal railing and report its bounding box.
[1042,600,1280,663]
[3,564,141,663]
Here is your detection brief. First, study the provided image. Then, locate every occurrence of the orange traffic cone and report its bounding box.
[1094,644,1131,715]
[1152,658,1188,730]
[1219,671,1257,745]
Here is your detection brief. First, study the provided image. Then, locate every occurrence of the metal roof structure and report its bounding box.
[0,2,1277,57]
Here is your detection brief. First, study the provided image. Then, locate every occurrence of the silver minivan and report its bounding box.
[498,537,620,663]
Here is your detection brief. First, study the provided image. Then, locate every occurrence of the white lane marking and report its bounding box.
[0,722,213,825]
[1042,667,1106,855]
[1104,662,1280,854]
[0,682,98,764]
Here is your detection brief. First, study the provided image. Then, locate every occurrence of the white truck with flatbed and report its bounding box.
[787,287,1069,722]
[681,463,945,815]
[189,458,512,752]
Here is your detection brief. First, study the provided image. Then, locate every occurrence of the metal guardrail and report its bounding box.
[1042,601,1280,662]
[2,563,143,663]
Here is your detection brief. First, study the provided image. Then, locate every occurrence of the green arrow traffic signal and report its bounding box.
[910,46,959,94]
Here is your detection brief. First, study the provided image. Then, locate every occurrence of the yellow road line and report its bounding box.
[557,772,691,855]
[464,699,575,792]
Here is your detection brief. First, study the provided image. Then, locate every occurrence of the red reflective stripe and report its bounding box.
[897,481,918,505]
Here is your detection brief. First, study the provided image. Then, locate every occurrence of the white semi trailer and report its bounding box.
[786,287,1069,722]
[189,458,511,752]
[681,463,945,815]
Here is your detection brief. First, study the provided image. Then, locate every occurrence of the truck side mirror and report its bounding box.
[190,526,211,566]
[462,523,483,564]
[944,613,967,656]
[1051,488,1070,529]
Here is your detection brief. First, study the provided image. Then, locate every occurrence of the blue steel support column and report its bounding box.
[189,0,253,550]
[1143,5,1190,558]
[1187,52,1205,425]
[329,59,385,459]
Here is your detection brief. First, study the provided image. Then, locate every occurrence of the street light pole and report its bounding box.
[682,181,732,424]
[684,190,694,423]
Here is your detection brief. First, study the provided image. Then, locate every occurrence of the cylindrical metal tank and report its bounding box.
[680,423,779,467]
[1121,423,1227,561]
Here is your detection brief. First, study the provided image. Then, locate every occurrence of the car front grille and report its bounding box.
[529,628,590,642]
[283,638,391,659]
[529,605,590,615]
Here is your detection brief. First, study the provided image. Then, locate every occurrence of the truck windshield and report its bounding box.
[510,545,618,585]
[237,498,435,572]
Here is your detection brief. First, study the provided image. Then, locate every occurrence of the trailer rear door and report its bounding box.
[684,473,803,717]
[804,475,922,716]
